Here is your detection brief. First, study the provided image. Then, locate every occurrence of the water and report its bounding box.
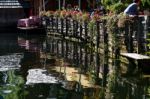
[0,32,149,99]
[0,32,84,99]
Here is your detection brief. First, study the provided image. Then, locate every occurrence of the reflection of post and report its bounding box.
[61,40,64,57]
[79,72,81,84]
[64,60,66,77]
[59,59,63,76]
[42,0,45,11]
[3,72,8,84]
[65,42,68,59]
[79,46,83,66]
[58,0,61,10]
[84,47,88,73]
[63,0,65,9]
[78,0,81,10]
[78,69,82,91]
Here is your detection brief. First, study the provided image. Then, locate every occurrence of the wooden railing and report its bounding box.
[43,15,150,97]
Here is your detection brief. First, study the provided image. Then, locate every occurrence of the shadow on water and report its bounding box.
[0,32,149,99]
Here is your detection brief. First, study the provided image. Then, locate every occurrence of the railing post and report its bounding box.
[95,21,100,84]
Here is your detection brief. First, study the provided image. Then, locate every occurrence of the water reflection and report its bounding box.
[18,37,41,52]
[0,33,48,99]
[46,36,103,84]
[26,69,59,85]
[0,32,149,99]
[0,53,23,71]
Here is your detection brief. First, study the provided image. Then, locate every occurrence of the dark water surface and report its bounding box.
[0,32,149,99]
[0,32,84,99]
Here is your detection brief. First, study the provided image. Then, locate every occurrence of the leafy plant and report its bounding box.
[141,0,150,9]
[109,2,127,14]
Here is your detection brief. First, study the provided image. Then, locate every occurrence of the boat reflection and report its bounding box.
[17,37,42,52]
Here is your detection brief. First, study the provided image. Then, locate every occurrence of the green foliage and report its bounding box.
[101,0,149,13]
[141,0,150,9]
[109,2,127,14]
[101,0,112,7]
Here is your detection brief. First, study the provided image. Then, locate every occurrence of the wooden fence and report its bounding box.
[43,15,149,71]
[42,15,150,98]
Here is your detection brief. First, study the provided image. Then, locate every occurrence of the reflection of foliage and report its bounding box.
[107,71,117,93]
[0,70,26,99]
[87,63,97,84]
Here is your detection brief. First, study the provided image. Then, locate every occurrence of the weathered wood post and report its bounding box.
[84,21,88,41]
[73,20,76,37]
[79,22,83,39]
[75,20,79,37]
[124,19,134,53]
[125,19,136,74]
[95,21,100,84]
[103,19,108,87]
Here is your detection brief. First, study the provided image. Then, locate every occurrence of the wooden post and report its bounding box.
[95,21,100,84]
[73,20,76,37]
[103,20,108,87]
[84,21,88,41]
[79,22,83,39]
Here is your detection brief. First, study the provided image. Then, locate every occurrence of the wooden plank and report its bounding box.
[120,53,150,60]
